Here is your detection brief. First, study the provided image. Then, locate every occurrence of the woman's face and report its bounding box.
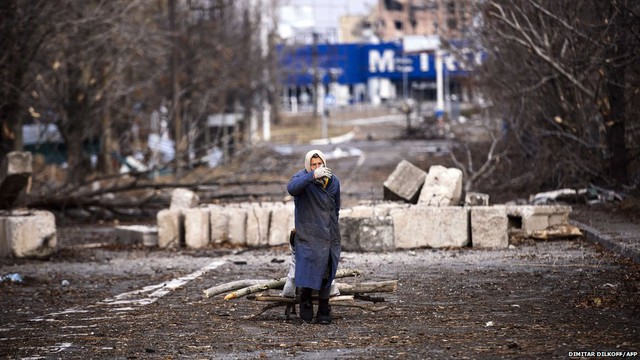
[310,156,324,171]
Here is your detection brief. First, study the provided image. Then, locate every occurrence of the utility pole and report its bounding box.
[312,32,319,119]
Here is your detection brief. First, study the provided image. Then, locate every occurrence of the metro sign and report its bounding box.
[367,47,471,78]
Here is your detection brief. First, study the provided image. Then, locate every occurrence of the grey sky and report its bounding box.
[279,0,377,31]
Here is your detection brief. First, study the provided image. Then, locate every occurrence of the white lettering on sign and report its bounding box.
[369,49,396,73]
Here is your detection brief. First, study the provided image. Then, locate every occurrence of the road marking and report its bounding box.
[99,260,225,309]
[11,260,226,357]
[23,259,225,323]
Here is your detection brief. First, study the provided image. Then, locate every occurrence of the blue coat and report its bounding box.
[287,169,341,290]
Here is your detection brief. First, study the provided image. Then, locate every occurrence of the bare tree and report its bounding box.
[0,1,61,159]
[476,0,640,190]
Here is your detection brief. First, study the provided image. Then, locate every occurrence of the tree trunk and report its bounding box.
[604,45,628,184]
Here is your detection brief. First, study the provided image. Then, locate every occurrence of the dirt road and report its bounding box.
[1,225,639,359]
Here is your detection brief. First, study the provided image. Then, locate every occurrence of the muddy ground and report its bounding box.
[1,116,640,359]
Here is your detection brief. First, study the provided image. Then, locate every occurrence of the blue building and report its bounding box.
[276,40,478,112]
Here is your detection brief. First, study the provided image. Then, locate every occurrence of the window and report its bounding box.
[384,0,404,11]
[394,20,403,30]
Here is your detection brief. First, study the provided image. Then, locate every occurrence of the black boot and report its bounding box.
[317,298,332,325]
[299,288,313,323]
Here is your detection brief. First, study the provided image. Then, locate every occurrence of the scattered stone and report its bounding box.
[418,165,463,206]
[465,192,490,206]
[383,160,427,203]
[170,188,199,210]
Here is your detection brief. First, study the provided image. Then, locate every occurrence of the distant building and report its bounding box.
[342,0,475,43]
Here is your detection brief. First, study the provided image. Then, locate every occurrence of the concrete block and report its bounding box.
[418,165,463,206]
[470,206,508,249]
[465,192,490,206]
[340,216,395,252]
[505,205,572,235]
[246,204,271,247]
[170,188,199,210]
[0,151,33,209]
[383,160,427,203]
[268,203,294,246]
[339,217,362,251]
[114,225,158,247]
[184,208,210,249]
[373,202,411,217]
[227,207,247,246]
[0,210,56,258]
[157,209,183,248]
[349,205,375,218]
[391,206,468,249]
[209,205,229,244]
[359,217,395,252]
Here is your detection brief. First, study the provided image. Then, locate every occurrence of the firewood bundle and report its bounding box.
[203,268,398,319]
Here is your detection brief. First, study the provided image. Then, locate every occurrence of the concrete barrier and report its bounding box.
[157,208,183,248]
[505,205,572,235]
[391,206,468,248]
[184,207,210,249]
[115,225,158,247]
[268,203,294,246]
[0,210,57,258]
[470,206,508,249]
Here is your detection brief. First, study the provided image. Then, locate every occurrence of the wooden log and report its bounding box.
[223,268,363,300]
[203,279,270,298]
[336,280,397,294]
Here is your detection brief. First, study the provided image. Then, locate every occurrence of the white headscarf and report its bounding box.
[304,149,326,173]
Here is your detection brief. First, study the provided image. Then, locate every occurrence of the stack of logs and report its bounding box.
[203,269,398,319]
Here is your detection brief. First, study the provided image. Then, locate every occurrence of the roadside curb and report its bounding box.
[572,220,640,264]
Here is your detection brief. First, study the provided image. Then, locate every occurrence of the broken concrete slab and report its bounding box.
[115,225,158,247]
[505,205,572,235]
[465,192,490,206]
[170,188,199,210]
[0,151,33,209]
[383,160,427,203]
[470,206,508,249]
[390,206,468,249]
[0,210,56,258]
[418,165,463,206]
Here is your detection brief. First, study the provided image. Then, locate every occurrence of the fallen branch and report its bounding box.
[206,278,396,299]
[203,279,270,298]
[222,268,363,300]
[337,280,397,294]
[242,294,389,320]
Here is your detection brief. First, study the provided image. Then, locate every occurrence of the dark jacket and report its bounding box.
[287,169,341,290]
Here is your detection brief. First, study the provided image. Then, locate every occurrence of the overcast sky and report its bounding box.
[278,0,377,34]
